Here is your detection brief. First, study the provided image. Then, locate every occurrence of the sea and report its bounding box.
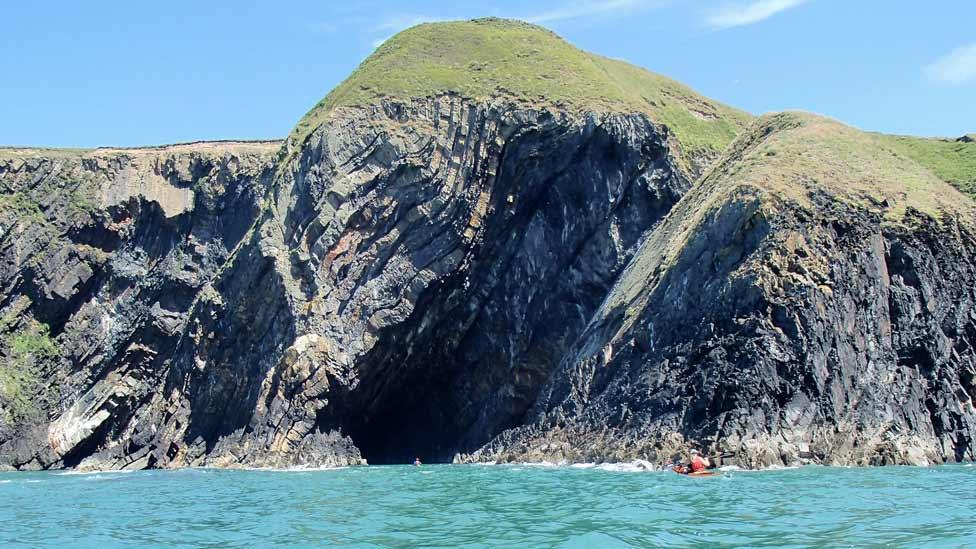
[1,463,974,547]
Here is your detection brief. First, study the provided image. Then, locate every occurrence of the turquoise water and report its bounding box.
[1,464,974,547]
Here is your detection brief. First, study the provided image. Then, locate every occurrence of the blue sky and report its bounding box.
[2,1,973,147]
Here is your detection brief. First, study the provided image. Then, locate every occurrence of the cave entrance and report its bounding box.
[342,382,467,465]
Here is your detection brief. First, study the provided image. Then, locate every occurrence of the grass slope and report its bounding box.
[874,134,976,200]
[703,112,975,223]
[290,18,752,165]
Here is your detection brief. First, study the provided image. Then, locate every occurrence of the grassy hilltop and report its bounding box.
[288,18,976,206]
[5,17,974,217]
[290,18,753,165]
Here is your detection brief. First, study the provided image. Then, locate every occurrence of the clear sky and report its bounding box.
[2,1,974,147]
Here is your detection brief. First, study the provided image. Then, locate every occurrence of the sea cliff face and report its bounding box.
[0,97,691,470]
[0,142,279,469]
[266,99,689,465]
[3,104,974,471]
[2,20,975,471]
[464,114,976,468]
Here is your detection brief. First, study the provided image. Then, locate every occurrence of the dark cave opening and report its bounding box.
[343,384,467,465]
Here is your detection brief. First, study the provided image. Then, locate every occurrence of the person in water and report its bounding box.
[413,457,422,466]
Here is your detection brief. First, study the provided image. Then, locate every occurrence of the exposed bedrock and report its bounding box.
[0,98,688,469]
[468,186,976,468]
[0,143,279,469]
[156,98,689,466]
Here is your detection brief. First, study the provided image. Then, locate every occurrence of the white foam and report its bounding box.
[82,474,134,482]
[764,464,801,471]
[56,469,136,476]
[605,460,657,472]
[510,459,657,472]
[239,465,349,473]
[516,461,565,468]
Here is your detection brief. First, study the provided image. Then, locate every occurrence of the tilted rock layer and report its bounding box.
[468,114,976,468]
[2,19,975,470]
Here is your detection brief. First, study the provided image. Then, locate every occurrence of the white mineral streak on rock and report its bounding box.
[49,407,112,458]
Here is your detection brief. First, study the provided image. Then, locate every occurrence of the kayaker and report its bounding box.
[689,449,710,473]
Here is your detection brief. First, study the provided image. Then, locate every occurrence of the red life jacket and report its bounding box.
[691,455,708,472]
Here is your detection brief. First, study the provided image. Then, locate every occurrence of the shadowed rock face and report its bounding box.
[292,100,686,464]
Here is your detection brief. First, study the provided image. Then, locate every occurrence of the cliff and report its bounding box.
[1,19,974,470]
[467,113,976,467]
[0,141,281,468]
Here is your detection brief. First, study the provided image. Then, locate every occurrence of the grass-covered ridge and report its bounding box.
[597,113,975,348]
[874,134,976,200]
[290,18,752,164]
[702,112,975,223]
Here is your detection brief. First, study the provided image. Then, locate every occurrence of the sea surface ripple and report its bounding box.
[1,463,974,547]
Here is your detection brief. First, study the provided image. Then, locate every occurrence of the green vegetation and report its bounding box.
[66,172,99,217]
[874,134,976,200]
[67,186,98,217]
[0,320,57,423]
[0,174,96,223]
[701,112,974,223]
[591,56,752,162]
[0,191,45,222]
[289,18,752,166]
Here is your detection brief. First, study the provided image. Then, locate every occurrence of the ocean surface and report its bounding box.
[1,463,974,547]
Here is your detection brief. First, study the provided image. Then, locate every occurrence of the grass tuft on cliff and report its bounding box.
[289,18,752,166]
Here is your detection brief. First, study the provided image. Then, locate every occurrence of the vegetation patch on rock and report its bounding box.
[0,320,58,424]
[702,112,976,224]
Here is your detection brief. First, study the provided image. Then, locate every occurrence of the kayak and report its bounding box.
[687,471,720,477]
[671,465,720,477]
